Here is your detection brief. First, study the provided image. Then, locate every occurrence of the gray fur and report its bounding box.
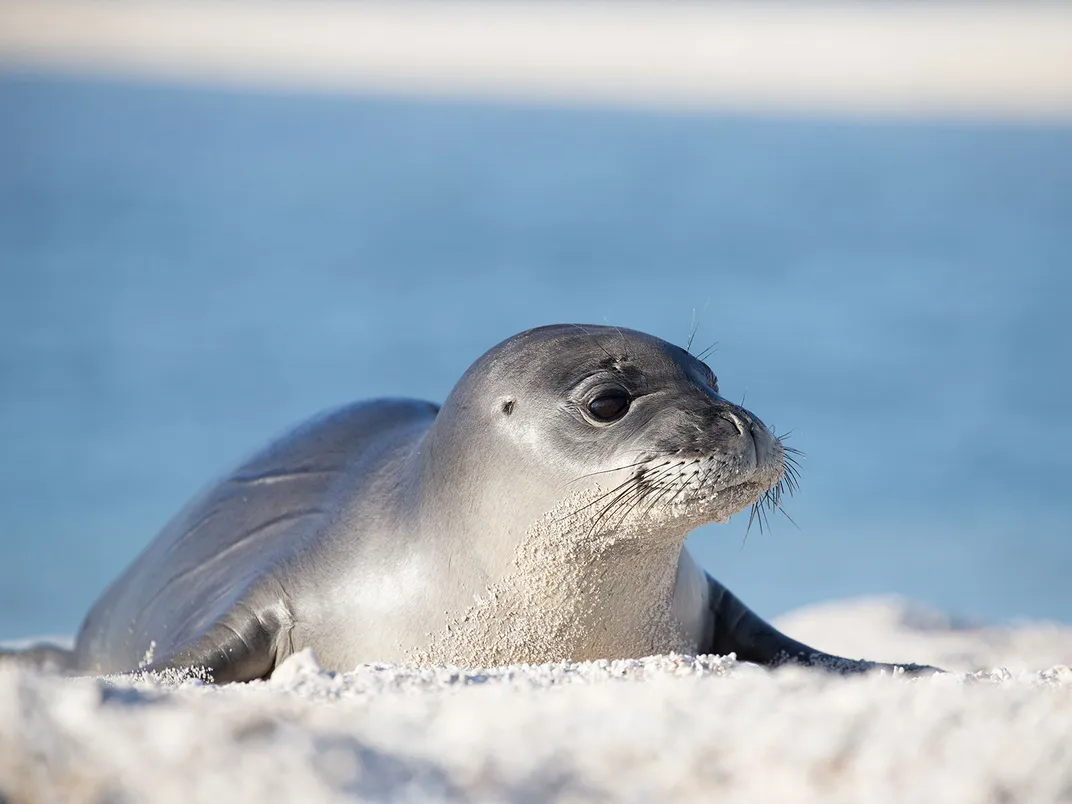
[26,324,935,681]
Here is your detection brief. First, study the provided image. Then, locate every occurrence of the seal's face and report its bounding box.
[455,324,793,534]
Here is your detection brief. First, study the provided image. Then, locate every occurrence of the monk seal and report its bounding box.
[7,324,935,681]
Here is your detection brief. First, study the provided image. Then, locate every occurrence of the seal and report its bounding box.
[16,324,936,681]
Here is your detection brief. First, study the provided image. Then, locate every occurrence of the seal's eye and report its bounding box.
[587,393,631,423]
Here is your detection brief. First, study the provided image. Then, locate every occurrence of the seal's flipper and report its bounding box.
[0,642,75,674]
[139,611,288,684]
[703,574,940,675]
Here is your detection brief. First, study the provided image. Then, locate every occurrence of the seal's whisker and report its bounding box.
[774,502,800,529]
[743,464,801,543]
[614,477,670,529]
[745,481,782,541]
[564,457,654,487]
[580,470,665,535]
[641,481,682,520]
[564,459,679,526]
[597,462,682,532]
[696,458,721,491]
[782,454,802,496]
[683,298,712,356]
[638,485,673,519]
[664,462,701,510]
[609,486,658,531]
[784,468,800,497]
[588,481,652,538]
[751,497,772,537]
[567,476,643,525]
[696,342,718,362]
[638,466,693,519]
[570,323,618,363]
[685,312,699,354]
[744,502,761,543]
[567,466,658,514]
[617,482,673,531]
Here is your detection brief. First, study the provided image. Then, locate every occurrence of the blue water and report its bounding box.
[1,73,1070,641]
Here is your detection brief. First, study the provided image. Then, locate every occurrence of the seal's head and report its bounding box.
[432,324,794,538]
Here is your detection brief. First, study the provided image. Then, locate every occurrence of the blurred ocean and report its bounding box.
[1,73,1070,641]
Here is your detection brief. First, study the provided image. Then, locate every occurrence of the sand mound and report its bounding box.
[2,597,1070,803]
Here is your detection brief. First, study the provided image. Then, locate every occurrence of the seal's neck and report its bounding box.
[411,424,581,585]
[507,487,699,661]
[413,487,699,666]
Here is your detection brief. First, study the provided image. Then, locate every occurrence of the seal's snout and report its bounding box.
[695,394,784,491]
[749,418,783,475]
[701,399,773,462]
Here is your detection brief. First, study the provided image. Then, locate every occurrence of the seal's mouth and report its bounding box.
[577,441,800,534]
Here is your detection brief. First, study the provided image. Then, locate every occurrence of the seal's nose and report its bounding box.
[708,396,779,471]
[749,419,778,469]
[715,409,746,436]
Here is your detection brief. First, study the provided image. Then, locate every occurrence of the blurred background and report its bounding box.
[1,2,1070,642]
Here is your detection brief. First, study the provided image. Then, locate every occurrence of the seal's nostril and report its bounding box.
[717,411,745,436]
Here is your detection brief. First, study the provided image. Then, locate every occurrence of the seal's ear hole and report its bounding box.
[501,399,515,416]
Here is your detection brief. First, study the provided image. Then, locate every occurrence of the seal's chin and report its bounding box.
[704,478,777,524]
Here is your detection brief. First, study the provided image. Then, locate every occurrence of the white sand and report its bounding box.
[2,597,1071,803]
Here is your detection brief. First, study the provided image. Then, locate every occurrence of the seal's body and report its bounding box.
[58,325,933,681]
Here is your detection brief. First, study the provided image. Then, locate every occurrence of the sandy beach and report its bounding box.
[3,597,1070,803]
